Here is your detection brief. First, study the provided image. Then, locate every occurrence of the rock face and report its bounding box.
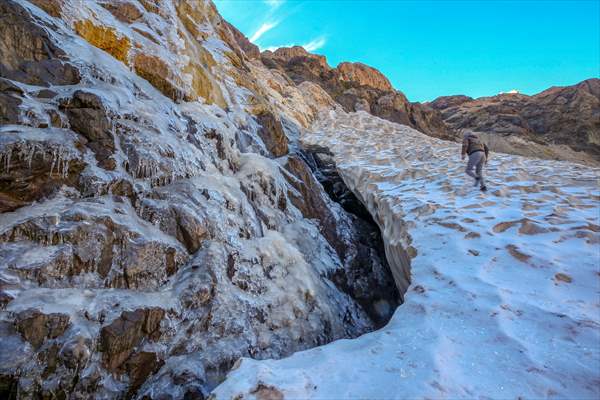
[261,46,454,140]
[429,79,600,164]
[0,0,398,398]
[336,62,393,91]
[223,20,260,60]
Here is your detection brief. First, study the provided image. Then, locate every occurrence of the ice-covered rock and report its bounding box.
[0,0,398,397]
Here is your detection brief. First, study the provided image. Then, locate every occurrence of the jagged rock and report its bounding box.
[101,0,144,23]
[261,47,454,140]
[29,0,63,17]
[283,155,342,255]
[59,336,91,369]
[125,351,165,395]
[223,21,260,59]
[0,1,401,397]
[0,130,86,213]
[59,90,115,169]
[429,79,600,164]
[336,62,393,91]
[133,53,185,101]
[14,309,70,349]
[0,78,23,125]
[0,0,80,86]
[255,110,289,157]
[99,308,164,372]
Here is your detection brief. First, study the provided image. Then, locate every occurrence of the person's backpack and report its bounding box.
[466,134,485,155]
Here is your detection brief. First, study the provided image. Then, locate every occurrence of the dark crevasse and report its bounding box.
[298,144,400,327]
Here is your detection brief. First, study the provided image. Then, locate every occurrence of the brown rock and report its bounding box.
[125,351,164,395]
[59,90,115,169]
[554,272,572,283]
[133,53,185,101]
[336,62,393,91]
[0,137,86,213]
[255,110,289,157]
[261,47,454,140]
[0,0,80,86]
[429,79,600,163]
[506,244,531,263]
[28,0,62,17]
[99,308,164,372]
[101,1,144,24]
[250,383,284,400]
[0,78,23,124]
[223,20,260,59]
[15,309,70,349]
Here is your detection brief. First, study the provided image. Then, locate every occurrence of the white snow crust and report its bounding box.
[213,110,600,399]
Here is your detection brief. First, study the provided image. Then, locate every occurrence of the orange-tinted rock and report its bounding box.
[28,0,62,17]
[74,19,130,64]
[133,53,184,101]
[223,20,260,59]
[261,47,454,140]
[336,62,393,91]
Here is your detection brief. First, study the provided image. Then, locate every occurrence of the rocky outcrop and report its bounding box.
[15,309,70,349]
[223,20,260,60]
[261,46,454,140]
[429,79,600,164]
[99,308,164,372]
[0,0,80,86]
[336,62,393,91]
[255,110,289,157]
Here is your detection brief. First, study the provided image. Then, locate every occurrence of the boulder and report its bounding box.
[125,351,165,395]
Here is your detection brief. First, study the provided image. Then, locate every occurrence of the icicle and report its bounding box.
[4,148,12,173]
[49,148,57,177]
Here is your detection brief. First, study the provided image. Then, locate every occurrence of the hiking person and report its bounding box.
[461,131,489,191]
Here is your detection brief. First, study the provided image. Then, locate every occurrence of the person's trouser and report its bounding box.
[466,151,486,187]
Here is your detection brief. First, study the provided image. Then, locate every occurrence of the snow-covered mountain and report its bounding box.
[0,1,598,399]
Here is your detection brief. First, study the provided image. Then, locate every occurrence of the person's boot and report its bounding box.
[480,185,488,192]
[473,177,480,187]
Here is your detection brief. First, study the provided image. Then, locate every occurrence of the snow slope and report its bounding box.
[213,109,600,399]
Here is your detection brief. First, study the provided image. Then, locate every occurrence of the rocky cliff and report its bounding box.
[260,46,455,140]
[0,1,399,398]
[429,79,600,165]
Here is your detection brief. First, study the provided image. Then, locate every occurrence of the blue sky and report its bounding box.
[214,0,599,102]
